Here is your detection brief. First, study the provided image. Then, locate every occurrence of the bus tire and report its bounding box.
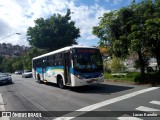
[57,76,64,89]
[37,74,42,83]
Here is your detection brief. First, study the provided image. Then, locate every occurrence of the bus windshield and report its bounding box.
[72,48,103,73]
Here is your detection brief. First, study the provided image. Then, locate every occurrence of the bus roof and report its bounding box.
[32,45,97,60]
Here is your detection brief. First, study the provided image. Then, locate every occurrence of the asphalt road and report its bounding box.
[0,74,159,120]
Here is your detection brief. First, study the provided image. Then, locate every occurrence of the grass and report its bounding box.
[104,72,140,83]
[104,71,160,85]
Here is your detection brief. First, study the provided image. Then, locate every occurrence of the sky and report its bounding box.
[0,0,142,47]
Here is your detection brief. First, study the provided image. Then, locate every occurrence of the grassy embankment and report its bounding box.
[104,72,160,85]
[104,72,139,83]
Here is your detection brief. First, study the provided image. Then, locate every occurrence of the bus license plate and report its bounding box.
[87,79,97,83]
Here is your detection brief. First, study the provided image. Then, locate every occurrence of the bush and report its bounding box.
[104,72,140,82]
[103,60,111,73]
[145,72,160,85]
[110,57,126,73]
[134,72,160,85]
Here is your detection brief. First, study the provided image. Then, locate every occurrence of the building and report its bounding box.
[0,43,31,58]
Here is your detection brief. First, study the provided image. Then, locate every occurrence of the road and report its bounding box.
[0,74,159,120]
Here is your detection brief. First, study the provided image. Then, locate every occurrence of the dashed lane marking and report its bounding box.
[53,87,159,120]
[117,116,143,120]
[0,94,5,111]
[117,100,160,120]
[136,106,160,112]
[150,100,160,106]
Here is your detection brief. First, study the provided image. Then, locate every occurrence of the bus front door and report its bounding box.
[42,60,46,81]
[42,67,45,81]
[64,52,71,85]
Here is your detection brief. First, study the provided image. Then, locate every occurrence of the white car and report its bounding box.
[15,70,23,74]
[22,70,32,78]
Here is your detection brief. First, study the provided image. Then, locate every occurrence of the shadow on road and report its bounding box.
[36,81,134,94]
[68,83,134,94]
[0,82,14,87]
[37,81,59,87]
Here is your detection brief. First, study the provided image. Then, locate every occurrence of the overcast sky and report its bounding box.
[0,0,141,47]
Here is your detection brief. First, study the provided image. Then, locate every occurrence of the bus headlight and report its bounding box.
[76,74,83,79]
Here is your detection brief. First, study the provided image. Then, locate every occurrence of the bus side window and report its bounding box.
[37,59,39,67]
[52,55,55,66]
[38,59,42,67]
[55,53,62,66]
[46,56,49,66]
[49,56,52,66]
[42,57,47,66]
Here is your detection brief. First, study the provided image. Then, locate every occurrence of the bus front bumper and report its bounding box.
[71,75,104,87]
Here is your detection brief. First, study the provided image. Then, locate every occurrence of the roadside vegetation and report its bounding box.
[104,71,160,86]
[0,48,46,72]
[103,56,160,85]
[93,0,160,85]
[104,72,140,83]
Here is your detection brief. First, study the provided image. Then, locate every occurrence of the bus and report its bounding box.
[32,46,104,88]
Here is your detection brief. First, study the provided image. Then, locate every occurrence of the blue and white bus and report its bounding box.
[32,46,104,88]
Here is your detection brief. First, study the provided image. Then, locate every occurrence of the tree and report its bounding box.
[0,56,4,72]
[93,7,133,58]
[22,48,46,70]
[98,47,108,57]
[145,18,160,71]
[27,9,80,52]
[92,0,159,82]
[128,0,150,82]
[144,0,160,71]
[1,58,13,72]
[12,57,23,71]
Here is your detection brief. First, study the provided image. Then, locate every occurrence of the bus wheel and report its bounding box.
[38,79,42,83]
[57,76,64,89]
[37,74,41,83]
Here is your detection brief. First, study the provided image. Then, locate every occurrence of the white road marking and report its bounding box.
[117,114,143,120]
[150,100,160,105]
[117,117,143,120]
[136,106,160,111]
[0,93,10,120]
[0,94,5,111]
[53,87,159,120]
